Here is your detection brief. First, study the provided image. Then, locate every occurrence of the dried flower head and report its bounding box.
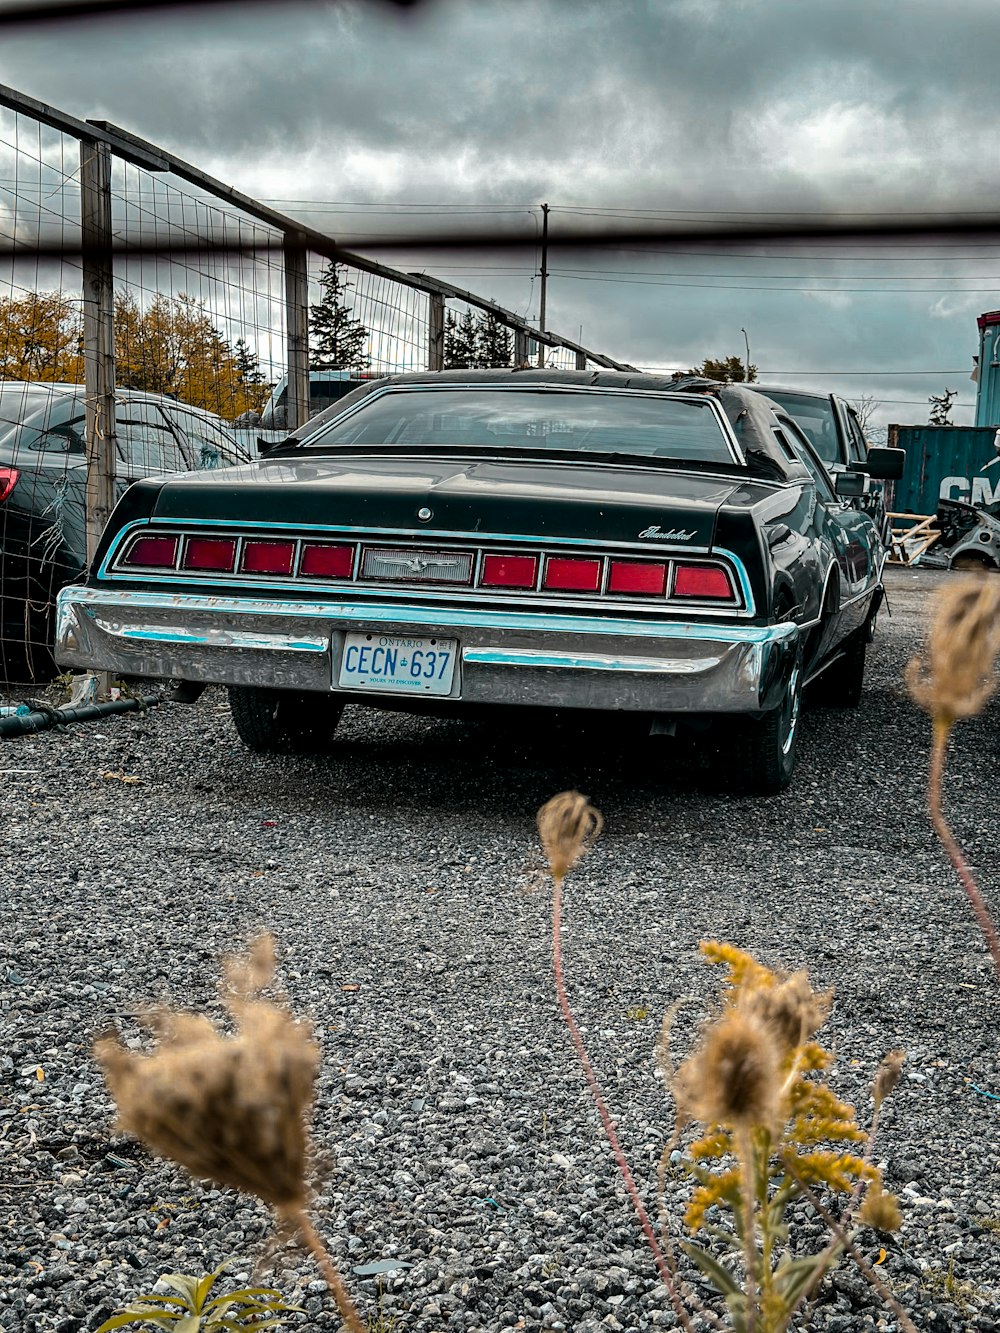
[94,934,318,1211]
[858,1181,903,1233]
[906,576,1000,728]
[537,791,603,885]
[674,1007,782,1129]
[873,1048,906,1109]
[743,969,832,1054]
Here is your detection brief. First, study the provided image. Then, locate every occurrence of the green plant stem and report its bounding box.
[779,1156,918,1333]
[929,718,1000,982]
[282,1206,366,1333]
[551,875,695,1333]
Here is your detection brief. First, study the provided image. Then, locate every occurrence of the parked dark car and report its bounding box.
[754,385,890,541]
[55,370,903,791]
[0,381,250,678]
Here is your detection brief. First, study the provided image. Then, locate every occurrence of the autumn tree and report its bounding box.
[114,291,264,417]
[309,263,370,372]
[687,355,757,383]
[0,291,84,382]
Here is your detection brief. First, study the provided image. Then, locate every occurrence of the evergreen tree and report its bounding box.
[233,337,271,414]
[443,309,479,368]
[309,263,369,372]
[476,313,514,368]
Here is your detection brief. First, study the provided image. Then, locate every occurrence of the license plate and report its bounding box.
[338,633,458,696]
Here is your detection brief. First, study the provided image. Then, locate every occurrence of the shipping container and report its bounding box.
[887,424,999,514]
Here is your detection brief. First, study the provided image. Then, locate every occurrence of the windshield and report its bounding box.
[758,390,838,466]
[303,387,739,464]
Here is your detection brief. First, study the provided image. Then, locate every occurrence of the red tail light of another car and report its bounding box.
[241,540,296,575]
[183,537,237,572]
[123,535,179,568]
[300,543,354,579]
[543,556,602,592]
[480,553,538,588]
[0,467,19,503]
[672,563,735,601]
[608,560,667,596]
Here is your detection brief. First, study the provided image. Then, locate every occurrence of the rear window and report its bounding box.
[303,387,738,464]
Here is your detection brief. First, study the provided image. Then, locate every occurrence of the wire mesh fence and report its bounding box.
[0,83,628,685]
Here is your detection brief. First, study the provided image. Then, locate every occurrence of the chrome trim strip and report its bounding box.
[104,516,722,565]
[463,647,721,674]
[62,585,787,645]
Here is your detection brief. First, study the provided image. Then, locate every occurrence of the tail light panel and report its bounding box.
[110,528,743,611]
[0,466,19,504]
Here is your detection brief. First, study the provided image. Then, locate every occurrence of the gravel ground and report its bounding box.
[2,564,999,1333]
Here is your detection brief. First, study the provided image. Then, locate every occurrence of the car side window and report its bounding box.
[31,414,87,454]
[168,406,244,468]
[776,415,836,501]
[844,408,869,465]
[115,401,188,477]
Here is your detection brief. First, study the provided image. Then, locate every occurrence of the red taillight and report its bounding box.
[183,537,237,572]
[480,553,538,589]
[300,543,354,579]
[672,564,735,601]
[123,535,178,568]
[543,556,602,592]
[608,560,667,596]
[0,466,19,503]
[241,540,295,575]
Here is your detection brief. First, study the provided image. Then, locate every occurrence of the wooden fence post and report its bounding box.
[284,232,310,431]
[81,137,117,567]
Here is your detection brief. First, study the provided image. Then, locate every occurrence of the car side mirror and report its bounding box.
[836,471,870,497]
[859,446,905,480]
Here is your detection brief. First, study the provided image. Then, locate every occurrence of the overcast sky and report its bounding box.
[3,0,1000,427]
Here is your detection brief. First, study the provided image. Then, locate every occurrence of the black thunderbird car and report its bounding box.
[54,370,903,791]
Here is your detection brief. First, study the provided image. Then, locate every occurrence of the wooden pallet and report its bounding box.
[887,512,940,565]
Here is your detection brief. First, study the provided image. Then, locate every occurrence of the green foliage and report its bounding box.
[688,354,757,383]
[94,1261,304,1332]
[928,388,957,426]
[309,263,370,373]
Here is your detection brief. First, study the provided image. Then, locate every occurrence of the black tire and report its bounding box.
[723,659,802,794]
[228,686,345,754]
[809,628,867,709]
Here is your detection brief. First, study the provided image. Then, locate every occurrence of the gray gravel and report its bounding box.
[2,565,999,1332]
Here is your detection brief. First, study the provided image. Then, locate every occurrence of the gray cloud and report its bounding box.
[1,0,997,424]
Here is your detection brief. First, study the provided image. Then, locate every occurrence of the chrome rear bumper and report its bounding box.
[55,586,799,714]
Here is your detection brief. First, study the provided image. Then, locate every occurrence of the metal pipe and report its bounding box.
[0,692,165,739]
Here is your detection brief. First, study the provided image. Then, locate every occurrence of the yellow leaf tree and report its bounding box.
[115,292,269,418]
[0,291,84,382]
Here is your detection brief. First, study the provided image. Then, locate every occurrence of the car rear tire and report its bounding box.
[228,686,345,754]
[725,659,802,794]
[809,627,867,709]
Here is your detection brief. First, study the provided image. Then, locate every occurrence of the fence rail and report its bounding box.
[0,81,633,684]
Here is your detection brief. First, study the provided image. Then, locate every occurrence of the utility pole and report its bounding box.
[741,327,752,382]
[537,202,549,367]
